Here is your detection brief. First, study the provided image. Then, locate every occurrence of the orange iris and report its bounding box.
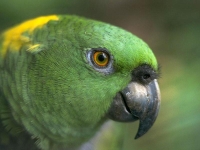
[93,51,109,67]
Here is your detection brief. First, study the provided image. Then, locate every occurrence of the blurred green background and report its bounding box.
[0,0,200,149]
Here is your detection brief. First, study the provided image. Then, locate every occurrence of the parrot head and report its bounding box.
[1,15,160,149]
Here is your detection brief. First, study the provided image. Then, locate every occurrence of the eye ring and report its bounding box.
[93,51,109,67]
[86,48,114,75]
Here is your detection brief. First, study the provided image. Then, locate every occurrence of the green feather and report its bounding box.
[0,15,158,150]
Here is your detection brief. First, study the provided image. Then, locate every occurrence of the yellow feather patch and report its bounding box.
[1,15,59,57]
[27,44,42,53]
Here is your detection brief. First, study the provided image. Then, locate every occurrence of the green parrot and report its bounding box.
[0,15,160,150]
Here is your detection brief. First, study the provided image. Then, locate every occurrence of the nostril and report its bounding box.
[142,74,150,80]
[131,64,158,85]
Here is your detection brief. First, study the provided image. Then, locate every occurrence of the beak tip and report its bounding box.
[134,127,145,140]
[134,135,139,139]
[134,126,149,139]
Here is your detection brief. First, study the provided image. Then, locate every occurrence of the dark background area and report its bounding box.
[1,0,200,149]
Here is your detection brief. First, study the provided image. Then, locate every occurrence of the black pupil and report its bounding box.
[143,74,150,79]
[98,53,106,62]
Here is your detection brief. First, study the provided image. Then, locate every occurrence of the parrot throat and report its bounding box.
[0,95,108,150]
[0,93,39,149]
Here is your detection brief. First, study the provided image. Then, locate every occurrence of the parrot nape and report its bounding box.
[0,15,161,150]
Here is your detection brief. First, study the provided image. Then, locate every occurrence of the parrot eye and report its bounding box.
[93,51,109,67]
[86,48,114,75]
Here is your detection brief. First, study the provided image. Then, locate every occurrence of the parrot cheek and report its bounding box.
[107,79,161,139]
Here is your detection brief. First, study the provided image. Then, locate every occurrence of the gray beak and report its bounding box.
[107,79,161,139]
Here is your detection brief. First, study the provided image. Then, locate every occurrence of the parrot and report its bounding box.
[0,15,161,150]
